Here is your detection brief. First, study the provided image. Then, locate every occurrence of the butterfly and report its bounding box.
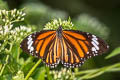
[20,26,109,68]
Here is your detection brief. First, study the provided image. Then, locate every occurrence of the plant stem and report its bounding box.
[25,59,42,80]
[0,55,9,76]
[74,63,120,80]
[17,46,20,62]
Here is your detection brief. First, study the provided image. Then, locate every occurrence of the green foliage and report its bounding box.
[21,2,67,30]
[74,14,110,40]
[13,71,25,80]
[0,9,32,80]
[74,62,120,80]
[105,47,120,59]
[0,0,8,9]
[0,2,120,80]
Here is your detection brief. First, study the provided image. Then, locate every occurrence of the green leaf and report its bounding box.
[11,44,20,63]
[46,67,52,80]
[22,62,35,75]
[105,47,120,59]
[0,0,8,9]
[33,67,45,80]
[11,44,19,60]
[3,74,12,80]
[0,76,5,80]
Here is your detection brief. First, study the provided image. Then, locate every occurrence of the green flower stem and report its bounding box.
[0,43,12,76]
[17,46,20,62]
[0,55,9,76]
[25,59,42,80]
[74,63,120,80]
[0,64,2,70]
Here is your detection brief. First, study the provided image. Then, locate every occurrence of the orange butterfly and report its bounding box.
[20,26,109,68]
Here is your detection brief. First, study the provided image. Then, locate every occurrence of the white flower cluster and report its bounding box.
[11,26,32,41]
[0,24,31,42]
[0,9,31,53]
[44,18,74,30]
[0,24,13,35]
[49,68,74,79]
[0,9,26,24]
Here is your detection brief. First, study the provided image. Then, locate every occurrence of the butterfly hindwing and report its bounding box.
[61,36,84,68]
[61,30,109,68]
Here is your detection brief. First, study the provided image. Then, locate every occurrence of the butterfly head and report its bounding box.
[57,26,62,31]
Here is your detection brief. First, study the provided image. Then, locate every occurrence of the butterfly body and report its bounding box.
[56,26,63,39]
[20,26,109,68]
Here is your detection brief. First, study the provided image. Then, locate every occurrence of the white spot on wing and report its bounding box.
[91,35,100,54]
[92,35,96,38]
[87,52,89,54]
[27,35,34,54]
[28,41,33,49]
[92,38,99,45]
[91,41,99,50]
[30,47,34,52]
[92,47,97,53]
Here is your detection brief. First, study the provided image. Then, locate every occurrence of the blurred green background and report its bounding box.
[0,0,120,80]
[5,0,120,47]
